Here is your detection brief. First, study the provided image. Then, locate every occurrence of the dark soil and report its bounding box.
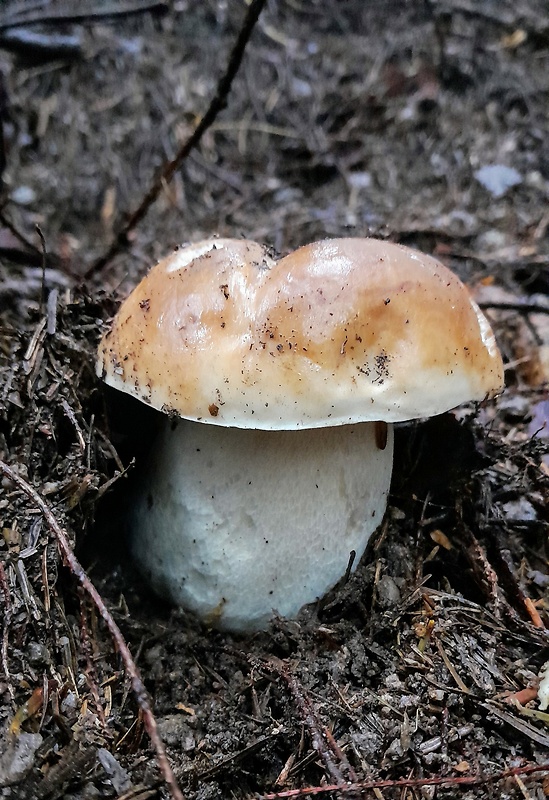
[0,2,548,799]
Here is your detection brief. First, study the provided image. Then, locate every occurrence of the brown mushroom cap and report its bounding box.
[97,237,504,429]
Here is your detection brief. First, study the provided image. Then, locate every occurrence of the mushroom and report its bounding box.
[97,237,504,632]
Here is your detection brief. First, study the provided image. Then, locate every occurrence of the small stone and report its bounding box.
[61,690,78,714]
[11,186,36,206]
[474,165,522,198]
[476,229,508,252]
[97,748,131,794]
[26,641,51,667]
[538,662,549,711]
[501,498,537,521]
[157,715,196,749]
[376,575,401,607]
[347,171,372,189]
[384,672,403,691]
[0,732,42,788]
[384,737,403,759]
[497,394,531,420]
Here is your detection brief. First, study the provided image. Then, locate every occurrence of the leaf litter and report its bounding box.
[0,1,548,798]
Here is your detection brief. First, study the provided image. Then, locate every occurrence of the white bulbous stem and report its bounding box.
[132,420,394,632]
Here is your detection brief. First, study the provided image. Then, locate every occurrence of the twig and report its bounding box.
[478,302,549,316]
[459,523,502,617]
[259,763,549,799]
[0,1,168,31]
[0,29,83,60]
[78,590,107,729]
[489,543,546,630]
[482,701,549,748]
[271,660,354,787]
[36,225,47,313]
[60,397,86,453]
[198,736,275,781]
[434,639,471,694]
[0,210,42,255]
[0,459,184,800]
[422,0,447,76]
[0,118,5,189]
[85,0,269,279]
[0,559,14,700]
[441,1,546,37]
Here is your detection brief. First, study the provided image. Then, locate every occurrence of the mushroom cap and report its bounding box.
[97,237,504,429]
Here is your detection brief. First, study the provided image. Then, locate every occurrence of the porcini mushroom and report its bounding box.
[97,237,503,632]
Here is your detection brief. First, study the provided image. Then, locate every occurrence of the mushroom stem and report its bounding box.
[132,419,394,632]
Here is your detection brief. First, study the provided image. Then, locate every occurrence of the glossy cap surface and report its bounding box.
[97,237,504,429]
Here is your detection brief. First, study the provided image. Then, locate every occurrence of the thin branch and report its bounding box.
[0,1,168,31]
[270,660,356,788]
[36,224,47,312]
[0,559,14,700]
[0,460,184,800]
[284,673,347,785]
[478,301,549,316]
[259,763,549,799]
[0,210,42,256]
[0,28,83,61]
[85,0,269,280]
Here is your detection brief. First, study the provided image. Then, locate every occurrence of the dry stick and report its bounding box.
[0,210,42,255]
[274,663,351,787]
[478,301,549,316]
[259,763,549,799]
[0,1,168,30]
[78,590,108,730]
[0,460,184,800]
[86,0,269,280]
[0,559,14,700]
[36,225,47,313]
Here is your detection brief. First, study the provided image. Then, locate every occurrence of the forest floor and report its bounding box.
[0,1,548,799]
